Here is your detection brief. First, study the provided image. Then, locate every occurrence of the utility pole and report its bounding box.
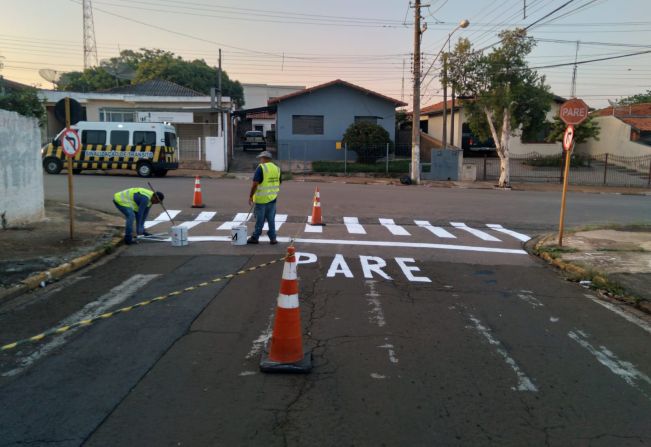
[401,58,405,102]
[218,49,223,135]
[570,41,580,98]
[411,0,428,185]
[442,51,448,149]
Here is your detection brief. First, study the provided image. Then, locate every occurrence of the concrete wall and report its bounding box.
[276,84,397,161]
[242,84,305,109]
[578,116,651,157]
[0,110,44,226]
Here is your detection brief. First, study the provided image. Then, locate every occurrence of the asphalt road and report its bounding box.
[0,174,650,446]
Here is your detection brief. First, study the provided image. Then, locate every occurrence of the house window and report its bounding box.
[100,110,136,122]
[133,131,157,146]
[254,125,264,132]
[292,115,324,135]
[521,123,553,144]
[81,130,106,145]
[354,116,378,125]
[110,130,129,146]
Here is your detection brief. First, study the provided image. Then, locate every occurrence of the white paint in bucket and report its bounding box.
[170,226,189,246]
[231,224,247,245]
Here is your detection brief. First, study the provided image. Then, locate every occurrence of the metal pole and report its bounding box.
[603,153,609,185]
[386,143,389,175]
[450,86,455,147]
[217,49,222,136]
[442,50,448,150]
[344,143,348,176]
[558,145,573,247]
[147,181,176,226]
[410,0,422,185]
[65,98,75,240]
[483,153,487,181]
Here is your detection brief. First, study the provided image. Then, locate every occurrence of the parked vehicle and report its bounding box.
[461,123,496,157]
[242,130,266,151]
[42,121,179,177]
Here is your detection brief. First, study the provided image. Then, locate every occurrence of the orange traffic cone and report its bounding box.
[308,187,325,226]
[260,246,312,373]
[191,176,205,208]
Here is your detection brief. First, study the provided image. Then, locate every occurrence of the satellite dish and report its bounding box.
[101,60,136,81]
[39,69,61,88]
[607,100,619,107]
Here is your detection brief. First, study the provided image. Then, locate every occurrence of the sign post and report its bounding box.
[557,98,589,246]
[61,97,81,240]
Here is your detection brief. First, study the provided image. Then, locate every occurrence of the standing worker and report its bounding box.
[248,151,281,245]
[113,187,164,245]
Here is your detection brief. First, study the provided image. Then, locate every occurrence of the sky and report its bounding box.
[1,0,650,109]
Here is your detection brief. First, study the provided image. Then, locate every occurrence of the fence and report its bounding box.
[464,152,651,188]
[177,138,205,161]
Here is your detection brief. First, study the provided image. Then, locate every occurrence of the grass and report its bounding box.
[536,245,579,259]
[523,154,592,168]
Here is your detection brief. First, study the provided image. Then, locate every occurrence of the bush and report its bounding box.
[342,122,392,164]
[524,153,591,168]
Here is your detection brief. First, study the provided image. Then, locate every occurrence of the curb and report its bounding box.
[0,236,123,304]
[529,234,651,315]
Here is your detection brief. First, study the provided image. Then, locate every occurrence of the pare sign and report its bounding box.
[559,98,589,126]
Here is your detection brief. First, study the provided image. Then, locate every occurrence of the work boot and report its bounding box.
[270,239,278,245]
[247,237,259,244]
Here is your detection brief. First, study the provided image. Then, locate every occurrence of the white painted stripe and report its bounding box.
[245,308,275,360]
[414,220,456,238]
[282,260,297,280]
[277,293,299,309]
[468,314,538,392]
[217,212,251,230]
[344,216,366,234]
[378,342,399,364]
[568,330,651,397]
[2,274,159,377]
[263,214,288,231]
[379,218,410,236]
[161,236,529,254]
[486,224,531,242]
[451,222,501,242]
[517,291,544,308]
[365,280,385,327]
[144,210,181,229]
[584,294,651,335]
[304,216,323,233]
[178,211,217,230]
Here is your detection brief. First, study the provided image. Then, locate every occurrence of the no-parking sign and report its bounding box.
[562,125,574,152]
[60,128,81,158]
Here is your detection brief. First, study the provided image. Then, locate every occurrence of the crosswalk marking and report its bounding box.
[144,210,181,229]
[414,220,456,238]
[177,211,217,230]
[304,216,323,233]
[486,224,531,242]
[217,213,252,230]
[263,214,288,231]
[344,217,366,234]
[379,218,410,236]
[450,222,501,242]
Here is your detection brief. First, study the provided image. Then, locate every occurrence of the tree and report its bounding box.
[446,29,553,187]
[342,121,392,164]
[57,49,245,107]
[618,89,651,105]
[546,114,600,145]
[0,86,46,124]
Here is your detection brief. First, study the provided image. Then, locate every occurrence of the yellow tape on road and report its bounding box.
[1,256,287,352]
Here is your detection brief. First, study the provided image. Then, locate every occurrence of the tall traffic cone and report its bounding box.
[308,186,325,226]
[191,176,205,208]
[260,246,312,373]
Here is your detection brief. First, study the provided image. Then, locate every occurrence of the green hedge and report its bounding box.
[524,154,592,168]
[312,160,428,173]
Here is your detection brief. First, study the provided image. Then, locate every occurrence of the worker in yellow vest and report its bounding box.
[248,151,281,244]
[113,187,164,245]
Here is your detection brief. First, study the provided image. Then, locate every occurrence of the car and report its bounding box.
[243,131,266,151]
[461,124,496,157]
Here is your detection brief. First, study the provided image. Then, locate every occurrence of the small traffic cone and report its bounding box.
[260,246,312,373]
[308,187,325,226]
[191,176,205,208]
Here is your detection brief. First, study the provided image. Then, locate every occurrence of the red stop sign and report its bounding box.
[560,98,589,125]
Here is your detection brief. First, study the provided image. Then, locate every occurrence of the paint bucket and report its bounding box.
[231,224,247,245]
[170,226,189,246]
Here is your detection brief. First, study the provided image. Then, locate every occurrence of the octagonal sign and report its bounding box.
[560,98,589,126]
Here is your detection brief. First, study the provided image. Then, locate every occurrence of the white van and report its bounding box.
[42,121,179,177]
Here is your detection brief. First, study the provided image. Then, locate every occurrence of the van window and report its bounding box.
[82,130,106,145]
[133,131,156,146]
[110,130,129,146]
[164,132,177,148]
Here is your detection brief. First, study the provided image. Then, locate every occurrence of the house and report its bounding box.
[579,103,651,157]
[269,79,407,161]
[420,95,566,156]
[241,83,305,109]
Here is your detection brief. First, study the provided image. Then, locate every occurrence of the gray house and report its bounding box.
[269,79,407,161]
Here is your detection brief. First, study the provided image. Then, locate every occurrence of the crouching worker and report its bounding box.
[113,188,164,245]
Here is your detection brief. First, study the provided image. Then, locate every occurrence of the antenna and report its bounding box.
[102,60,136,82]
[83,0,99,69]
[39,68,61,89]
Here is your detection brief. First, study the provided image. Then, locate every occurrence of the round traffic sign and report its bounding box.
[563,125,575,152]
[560,98,589,126]
[60,128,81,157]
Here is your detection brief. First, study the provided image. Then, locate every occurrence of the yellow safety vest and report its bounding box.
[113,188,154,211]
[254,162,281,204]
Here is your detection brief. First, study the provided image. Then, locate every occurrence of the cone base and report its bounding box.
[191,204,206,208]
[260,351,312,374]
[307,223,326,226]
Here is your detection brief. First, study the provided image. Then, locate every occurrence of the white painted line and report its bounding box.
[585,294,651,335]
[304,215,323,233]
[365,280,386,327]
[378,341,399,364]
[379,218,411,236]
[370,373,387,379]
[467,314,538,392]
[517,291,544,309]
[414,220,456,238]
[2,274,159,377]
[263,214,288,231]
[451,222,501,242]
[178,211,217,230]
[568,330,651,399]
[245,309,275,360]
[344,216,366,234]
[217,212,252,230]
[486,224,531,242]
[161,236,529,254]
[144,210,181,229]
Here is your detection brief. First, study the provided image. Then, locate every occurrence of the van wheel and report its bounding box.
[43,158,63,175]
[153,169,168,177]
[137,161,153,178]
[72,168,83,175]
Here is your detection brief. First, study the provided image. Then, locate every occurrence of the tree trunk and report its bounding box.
[484,107,508,187]
[498,107,511,188]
